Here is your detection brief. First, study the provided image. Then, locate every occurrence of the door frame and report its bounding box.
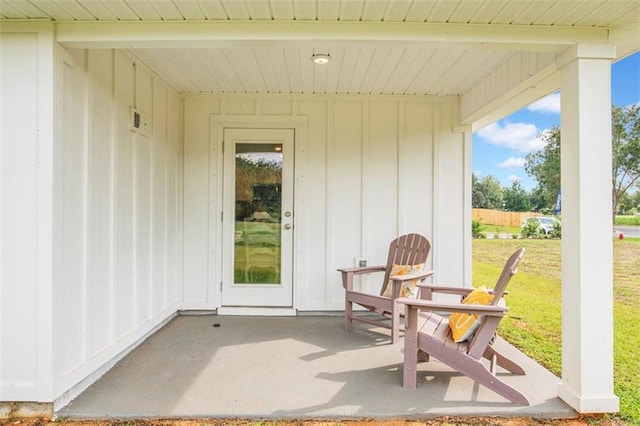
[209,115,308,315]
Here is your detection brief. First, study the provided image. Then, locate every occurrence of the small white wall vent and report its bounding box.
[130,107,151,136]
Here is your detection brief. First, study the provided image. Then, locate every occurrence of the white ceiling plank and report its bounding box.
[426,0,459,23]
[79,1,118,20]
[269,0,294,20]
[381,47,422,94]
[194,49,234,92]
[28,0,74,20]
[150,0,185,20]
[369,47,406,94]
[448,0,484,24]
[2,0,49,18]
[292,0,315,20]
[383,0,413,22]
[125,0,162,20]
[245,0,272,20]
[269,48,292,93]
[574,0,625,26]
[165,48,223,92]
[426,49,477,95]
[252,48,280,92]
[53,0,97,20]
[202,48,246,92]
[131,48,197,92]
[509,1,553,25]
[323,48,343,94]
[404,0,437,22]
[237,48,269,92]
[490,1,530,25]
[468,0,508,24]
[387,47,436,94]
[336,47,359,94]
[298,46,314,93]
[597,2,639,27]
[312,49,330,94]
[532,1,577,25]
[339,0,365,21]
[222,48,256,92]
[347,46,375,94]
[361,0,387,21]
[317,0,338,20]
[0,2,28,18]
[220,0,249,19]
[358,47,388,94]
[433,49,485,94]
[173,1,206,20]
[197,0,227,20]
[405,48,455,94]
[284,48,304,93]
[101,0,140,20]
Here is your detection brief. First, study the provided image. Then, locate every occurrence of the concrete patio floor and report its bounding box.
[58,314,575,421]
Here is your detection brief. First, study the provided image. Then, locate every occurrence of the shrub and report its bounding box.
[472,219,486,239]
[521,220,540,238]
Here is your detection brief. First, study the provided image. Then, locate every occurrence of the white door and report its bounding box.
[221,128,294,308]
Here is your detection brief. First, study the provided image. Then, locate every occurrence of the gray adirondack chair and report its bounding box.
[398,247,528,405]
[338,233,433,344]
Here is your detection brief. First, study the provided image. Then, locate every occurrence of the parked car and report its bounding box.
[522,216,560,235]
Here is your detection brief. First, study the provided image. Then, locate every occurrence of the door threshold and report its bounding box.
[218,307,296,316]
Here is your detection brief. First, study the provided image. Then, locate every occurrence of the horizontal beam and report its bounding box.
[55,20,609,50]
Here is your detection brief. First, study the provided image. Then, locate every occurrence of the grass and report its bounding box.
[473,238,640,424]
[615,215,640,226]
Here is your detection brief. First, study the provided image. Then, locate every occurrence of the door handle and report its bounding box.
[284,224,292,230]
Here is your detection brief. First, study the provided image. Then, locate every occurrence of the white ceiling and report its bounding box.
[2,0,639,96]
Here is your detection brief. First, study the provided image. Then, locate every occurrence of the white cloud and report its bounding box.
[508,175,521,182]
[476,122,545,153]
[527,93,561,114]
[498,157,526,168]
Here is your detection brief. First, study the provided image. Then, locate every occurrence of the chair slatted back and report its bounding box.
[379,234,431,296]
[467,247,524,358]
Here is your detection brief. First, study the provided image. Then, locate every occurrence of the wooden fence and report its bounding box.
[472,208,540,227]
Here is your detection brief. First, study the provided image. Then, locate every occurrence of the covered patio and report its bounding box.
[58,314,572,420]
[2,0,639,419]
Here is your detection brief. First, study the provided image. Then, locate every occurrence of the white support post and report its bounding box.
[556,44,619,413]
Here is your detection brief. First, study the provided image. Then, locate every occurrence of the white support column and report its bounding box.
[556,44,619,413]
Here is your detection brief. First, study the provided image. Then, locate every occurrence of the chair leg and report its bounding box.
[484,345,526,375]
[470,363,529,405]
[345,298,353,331]
[391,303,401,344]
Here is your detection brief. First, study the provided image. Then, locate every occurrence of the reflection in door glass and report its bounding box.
[234,143,282,284]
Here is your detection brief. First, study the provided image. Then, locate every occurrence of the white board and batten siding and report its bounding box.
[1,25,184,403]
[184,95,472,311]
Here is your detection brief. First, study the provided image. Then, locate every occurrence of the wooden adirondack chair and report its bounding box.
[338,233,432,344]
[398,248,529,405]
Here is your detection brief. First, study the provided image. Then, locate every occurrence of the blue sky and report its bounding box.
[473,51,640,191]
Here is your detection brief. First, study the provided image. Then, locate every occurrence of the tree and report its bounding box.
[503,180,531,212]
[472,174,504,209]
[524,126,560,211]
[612,104,640,215]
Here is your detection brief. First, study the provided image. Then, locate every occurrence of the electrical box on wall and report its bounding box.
[130,107,140,132]
[355,256,372,268]
[129,107,151,136]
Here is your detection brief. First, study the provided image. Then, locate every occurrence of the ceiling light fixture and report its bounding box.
[311,53,332,64]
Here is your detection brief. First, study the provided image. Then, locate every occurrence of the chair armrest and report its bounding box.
[337,265,386,275]
[389,270,434,282]
[416,284,473,296]
[396,297,508,317]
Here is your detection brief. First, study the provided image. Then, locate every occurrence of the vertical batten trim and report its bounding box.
[325,100,334,303]
[131,61,139,331]
[397,101,405,235]
[37,22,55,401]
[361,101,369,263]
[108,49,116,344]
[431,102,440,282]
[80,49,90,365]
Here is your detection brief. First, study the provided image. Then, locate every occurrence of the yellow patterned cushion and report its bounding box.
[449,286,495,343]
[381,263,425,299]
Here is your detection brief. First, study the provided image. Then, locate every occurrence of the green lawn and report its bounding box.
[473,238,640,424]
